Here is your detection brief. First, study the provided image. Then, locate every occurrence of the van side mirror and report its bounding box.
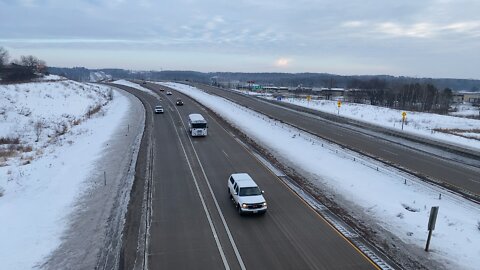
[233,191,237,195]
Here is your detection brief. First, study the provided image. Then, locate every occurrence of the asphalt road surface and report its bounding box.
[186,83,480,199]
[117,83,379,270]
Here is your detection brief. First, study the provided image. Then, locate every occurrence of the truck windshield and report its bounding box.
[192,123,207,129]
[239,187,262,196]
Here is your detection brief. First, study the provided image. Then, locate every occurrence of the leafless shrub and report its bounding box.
[477,221,480,232]
[85,104,102,119]
[55,122,69,137]
[34,120,44,142]
[0,137,20,145]
[18,107,32,117]
[0,186,4,197]
[21,159,31,165]
[0,106,7,117]
[72,118,82,126]
[106,88,114,101]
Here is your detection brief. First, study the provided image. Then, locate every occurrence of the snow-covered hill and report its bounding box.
[89,71,112,82]
[0,79,141,269]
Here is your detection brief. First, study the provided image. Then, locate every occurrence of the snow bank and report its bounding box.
[36,74,66,81]
[113,80,161,100]
[160,82,480,270]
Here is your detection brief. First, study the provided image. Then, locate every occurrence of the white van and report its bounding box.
[228,173,267,215]
[188,113,207,137]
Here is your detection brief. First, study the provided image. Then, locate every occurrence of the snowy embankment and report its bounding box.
[160,82,480,270]
[0,79,139,269]
[255,94,480,151]
[113,79,161,99]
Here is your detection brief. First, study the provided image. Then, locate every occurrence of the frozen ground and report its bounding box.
[0,79,142,269]
[234,90,480,151]
[160,82,480,270]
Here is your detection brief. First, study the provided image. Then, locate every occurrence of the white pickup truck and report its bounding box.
[228,173,267,215]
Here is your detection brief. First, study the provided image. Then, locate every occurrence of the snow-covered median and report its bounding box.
[0,80,136,269]
[160,82,480,270]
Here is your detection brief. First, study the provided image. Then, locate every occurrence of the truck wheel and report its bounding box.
[238,205,243,215]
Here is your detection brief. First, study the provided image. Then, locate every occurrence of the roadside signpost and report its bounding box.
[307,95,311,104]
[425,206,439,252]
[401,111,407,130]
[337,100,341,115]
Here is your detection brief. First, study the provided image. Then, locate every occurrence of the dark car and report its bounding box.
[176,99,184,106]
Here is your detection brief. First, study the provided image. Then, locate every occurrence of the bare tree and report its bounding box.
[19,55,47,74]
[20,55,46,71]
[34,120,44,142]
[0,46,9,67]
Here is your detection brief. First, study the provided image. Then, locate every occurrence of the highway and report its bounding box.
[113,83,380,270]
[186,83,480,200]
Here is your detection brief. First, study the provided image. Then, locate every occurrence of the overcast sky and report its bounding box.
[1,0,479,78]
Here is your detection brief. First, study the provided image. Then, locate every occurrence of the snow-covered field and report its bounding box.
[256,95,480,151]
[0,79,133,269]
[450,103,480,117]
[161,82,480,270]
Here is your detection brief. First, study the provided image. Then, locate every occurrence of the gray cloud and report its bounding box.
[0,0,479,78]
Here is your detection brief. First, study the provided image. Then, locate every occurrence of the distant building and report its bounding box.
[310,87,345,100]
[453,91,480,104]
[345,89,370,103]
[211,76,240,89]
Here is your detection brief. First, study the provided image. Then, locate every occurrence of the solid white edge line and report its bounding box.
[167,104,231,270]
[172,101,247,270]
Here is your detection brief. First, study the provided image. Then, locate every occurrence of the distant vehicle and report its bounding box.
[166,91,172,95]
[142,81,147,85]
[228,173,267,215]
[160,88,165,91]
[176,99,184,106]
[154,105,164,114]
[187,113,207,137]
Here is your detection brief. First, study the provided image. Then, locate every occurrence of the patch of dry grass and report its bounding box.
[0,137,20,145]
[85,104,102,119]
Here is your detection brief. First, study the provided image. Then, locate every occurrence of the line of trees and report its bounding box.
[0,46,48,82]
[347,78,454,113]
